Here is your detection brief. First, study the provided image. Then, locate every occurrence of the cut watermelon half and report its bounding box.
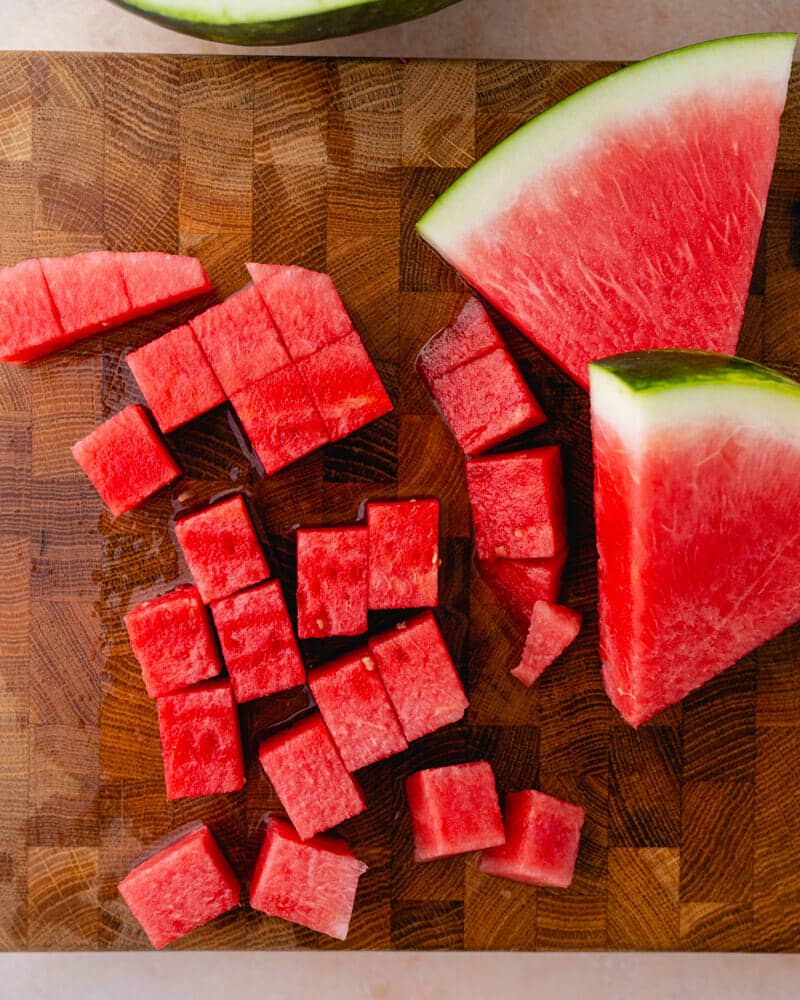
[416,35,796,388]
[591,349,800,727]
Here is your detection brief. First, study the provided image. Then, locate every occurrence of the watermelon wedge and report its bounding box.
[416,35,796,388]
[591,350,800,727]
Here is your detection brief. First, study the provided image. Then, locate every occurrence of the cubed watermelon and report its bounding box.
[367,612,468,742]
[258,713,366,840]
[249,816,367,941]
[308,648,407,772]
[126,324,226,434]
[230,366,329,476]
[190,284,291,396]
[118,823,239,949]
[417,298,504,382]
[466,446,566,560]
[477,549,567,626]
[406,761,506,862]
[117,252,212,317]
[210,579,306,703]
[157,679,245,800]
[174,494,270,603]
[478,789,585,889]
[71,405,181,517]
[511,600,583,688]
[124,584,222,698]
[296,526,368,638]
[367,499,439,609]
[41,251,132,340]
[0,258,67,363]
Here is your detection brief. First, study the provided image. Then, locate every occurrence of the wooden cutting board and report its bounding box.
[0,51,798,952]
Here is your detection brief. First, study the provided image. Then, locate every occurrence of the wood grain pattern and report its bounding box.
[0,51,798,952]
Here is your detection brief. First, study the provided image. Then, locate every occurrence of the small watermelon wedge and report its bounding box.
[591,350,800,727]
[416,35,795,388]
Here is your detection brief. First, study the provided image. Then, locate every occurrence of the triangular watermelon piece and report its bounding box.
[417,35,795,388]
[117,252,212,317]
[591,350,800,726]
[41,251,133,341]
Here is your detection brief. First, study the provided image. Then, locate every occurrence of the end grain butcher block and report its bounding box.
[0,51,799,953]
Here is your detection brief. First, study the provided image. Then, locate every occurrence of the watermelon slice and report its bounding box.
[296,526,369,638]
[117,252,212,316]
[41,251,133,342]
[591,349,800,727]
[0,259,67,363]
[417,298,505,381]
[510,600,582,688]
[416,35,796,388]
[477,549,567,626]
[367,499,440,609]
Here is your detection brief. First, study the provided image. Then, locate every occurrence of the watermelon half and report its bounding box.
[591,350,800,727]
[416,35,795,389]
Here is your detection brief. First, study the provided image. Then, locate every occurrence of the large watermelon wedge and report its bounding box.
[417,35,795,389]
[591,350,800,727]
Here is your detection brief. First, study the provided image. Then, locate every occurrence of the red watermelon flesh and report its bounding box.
[511,600,583,688]
[308,648,408,772]
[477,549,567,626]
[249,816,367,941]
[417,298,504,382]
[0,258,67,363]
[478,790,585,888]
[118,824,239,949]
[367,499,440,610]
[41,251,133,339]
[258,713,366,840]
[210,579,306,703]
[117,252,212,316]
[296,526,369,638]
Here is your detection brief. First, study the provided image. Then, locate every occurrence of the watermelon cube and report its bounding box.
[231,366,329,476]
[367,612,468,742]
[406,761,506,862]
[118,823,239,949]
[174,494,270,603]
[117,252,212,317]
[0,258,67,363]
[308,648,408,772]
[417,298,504,382]
[466,446,566,560]
[511,600,583,688]
[296,526,368,638]
[477,549,567,626]
[190,284,291,396]
[247,263,353,361]
[126,324,226,434]
[258,713,366,840]
[71,404,181,516]
[367,499,439,609]
[124,584,222,698]
[478,789,585,889]
[157,679,245,800]
[296,331,393,441]
[249,816,367,940]
[41,251,132,340]
[210,579,306,703]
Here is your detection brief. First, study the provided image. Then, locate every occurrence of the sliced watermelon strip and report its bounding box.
[510,600,582,688]
[477,549,567,626]
[117,252,212,316]
[0,259,67,363]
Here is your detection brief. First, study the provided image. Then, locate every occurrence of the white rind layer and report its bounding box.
[124,0,382,21]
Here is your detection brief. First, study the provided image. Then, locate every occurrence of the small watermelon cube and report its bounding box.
[210,579,306,703]
[417,298,504,381]
[296,526,368,638]
[367,612,468,742]
[477,549,567,626]
[117,252,212,317]
[258,713,366,840]
[174,494,270,604]
[190,284,291,396]
[367,499,439,609]
[0,258,67,363]
[478,790,585,889]
[511,600,582,688]
[126,324,226,434]
[41,251,133,340]
[157,679,245,800]
[249,816,367,940]
[466,446,566,560]
[308,648,408,772]
[118,823,239,949]
[231,366,330,476]
[406,761,506,862]
[124,584,222,698]
[71,404,181,517]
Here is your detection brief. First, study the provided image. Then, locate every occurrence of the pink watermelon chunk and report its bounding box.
[71,404,181,516]
[367,499,440,610]
[0,258,67,363]
[156,679,245,800]
[478,790,585,888]
[41,251,132,341]
[466,446,566,561]
[118,823,239,949]
[258,713,366,840]
[210,579,306,703]
[417,35,795,389]
[126,324,226,434]
[124,584,222,698]
[249,816,367,941]
[174,494,270,604]
[367,612,468,743]
[117,252,212,316]
[308,648,408,772]
[477,549,567,625]
[296,526,369,638]
[511,600,582,688]
[417,298,505,382]
[406,761,505,862]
